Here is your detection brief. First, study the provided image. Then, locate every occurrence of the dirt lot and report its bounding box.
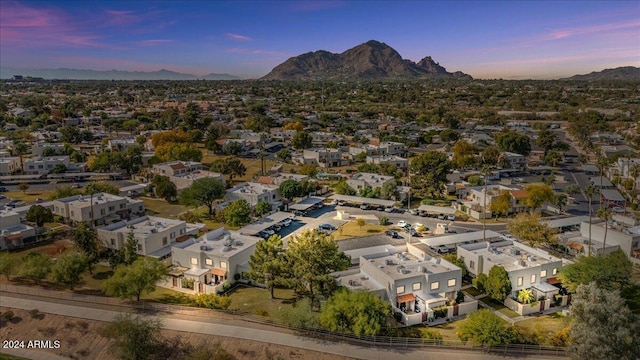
[0,308,354,360]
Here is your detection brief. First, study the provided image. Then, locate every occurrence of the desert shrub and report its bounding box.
[192,293,232,310]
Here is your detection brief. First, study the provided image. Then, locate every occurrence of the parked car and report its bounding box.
[71,183,82,189]
[259,231,270,239]
[0,187,6,192]
[437,245,450,254]
[397,220,408,228]
[264,228,275,236]
[385,230,400,238]
[384,206,395,213]
[331,199,339,206]
[0,195,5,200]
[408,209,418,216]
[280,218,292,227]
[612,207,625,213]
[293,210,306,216]
[446,214,456,221]
[375,205,385,211]
[419,211,428,217]
[437,213,445,220]
[318,223,336,231]
[501,233,515,241]
[360,204,371,210]
[337,200,347,206]
[315,203,324,209]
[35,198,45,204]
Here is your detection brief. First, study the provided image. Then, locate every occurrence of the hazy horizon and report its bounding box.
[2,1,639,80]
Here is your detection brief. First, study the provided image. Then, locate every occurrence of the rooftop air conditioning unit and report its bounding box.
[150,228,157,233]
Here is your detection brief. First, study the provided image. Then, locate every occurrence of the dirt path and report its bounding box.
[0,307,354,360]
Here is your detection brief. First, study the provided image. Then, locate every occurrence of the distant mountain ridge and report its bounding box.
[0,67,240,80]
[262,40,472,80]
[562,66,640,81]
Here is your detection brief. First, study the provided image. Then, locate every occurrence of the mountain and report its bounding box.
[562,66,640,81]
[0,67,240,80]
[262,40,471,80]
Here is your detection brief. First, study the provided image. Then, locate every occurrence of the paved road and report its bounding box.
[0,294,566,360]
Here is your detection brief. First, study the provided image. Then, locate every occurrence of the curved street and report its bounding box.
[0,293,567,360]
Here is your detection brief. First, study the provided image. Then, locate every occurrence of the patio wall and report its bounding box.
[505,297,551,315]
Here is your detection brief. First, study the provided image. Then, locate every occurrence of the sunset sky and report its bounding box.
[1,0,638,79]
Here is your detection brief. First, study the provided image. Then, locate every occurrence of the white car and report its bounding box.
[384,206,395,213]
[397,220,408,228]
[447,214,456,221]
[611,207,625,213]
[280,218,292,227]
[501,233,515,241]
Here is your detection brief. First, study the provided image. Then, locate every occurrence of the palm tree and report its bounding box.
[630,164,640,206]
[481,165,492,242]
[597,207,612,256]
[517,289,535,304]
[584,185,596,256]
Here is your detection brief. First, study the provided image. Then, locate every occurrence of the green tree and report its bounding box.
[286,229,350,305]
[507,213,558,247]
[152,175,177,201]
[439,129,460,143]
[524,184,555,212]
[155,142,202,162]
[222,199,252,227]
[73,222,100,261]
[85,182,120,196]
[17,182,29,193]
[50,252,90,290]
[517,289,535,304]
[320,289,391,336]
[278,179,302,201]
[248,235,287,299]
[19,251,53,284]
[456,309,515,346]
[180,178,225,215]
[276,148,292,163]
[489,190,511,219]
[442,254,467,278]
[496,131,531,156]
[481,145,501,166]
[596,207,612,255]
[49,186,81,200]
[101,314,163,360]
[536,128,558,156]
[473,273,488,293]
[451,140,477,169]
[51,163,67,174]
[558,250,631,293]
[298,164,318,177]
[291,131,313,150]
[210,157,246,183]
[333,180,356,195]
[11,141,29,173]
[254,199,271,216]
[410,151,452,199]
[26,205,53,227]
[122,231,139,266]
[356,217,366,230]
[568,283,640,360]
[584,185,597,254]
[0,252,18,281]
[544,150,563,167]
[553,193,568,212]
[486,265,512,301]
[103,257,168,301]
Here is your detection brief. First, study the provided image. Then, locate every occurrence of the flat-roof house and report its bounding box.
[0,157,20,176]
[168,227,260,294]
[347,172,395,193]
[151,161,203,177]
[170,170,226,191]
[225,182,281,208]
[457,240,562,296]
[23,156,70,175]
[97,216,198,259]
[366,155,408,170]
[0,209,35,250]
[52,193,145,226]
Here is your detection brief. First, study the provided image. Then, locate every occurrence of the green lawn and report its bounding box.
[431,318,467,341]
[5,190,55,203]
[478,297,520,318]
[463,286,482,297]
[515,311,569,333]
[227,286,298,316]
[142,198,190,218]
[333,222,387,240]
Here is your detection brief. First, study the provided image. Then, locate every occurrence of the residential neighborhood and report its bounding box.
[0,74,639,359]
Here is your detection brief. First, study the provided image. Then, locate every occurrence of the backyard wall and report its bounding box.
[505,297,551,315]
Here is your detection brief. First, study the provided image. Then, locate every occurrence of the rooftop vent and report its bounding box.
[223,246,232,252]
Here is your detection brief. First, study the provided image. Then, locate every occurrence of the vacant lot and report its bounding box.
[0,308,353,360]
[4,190,55,203]
[142,197,189,218]
[333,221,387,241]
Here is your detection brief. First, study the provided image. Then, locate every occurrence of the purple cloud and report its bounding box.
[226,33,253,41]
[225,47,287,56]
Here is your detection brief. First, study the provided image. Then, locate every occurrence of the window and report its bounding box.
[430,281,440,290]
[71,211,75,217]
[100,209,105,215]
[540,270,547,278]
[162,237,168,246]
[469,260,475,270]
[396,285,405,294]
[190,257,198,265]
[220,261,227,269]
[448,278,456,287]
[205,259,213,266]
[531,274,536,284]
[412,282,421,291]
[110,239,115,246]
[552,268,558,275]
[517,277,523,286]
[170,232,175,239]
